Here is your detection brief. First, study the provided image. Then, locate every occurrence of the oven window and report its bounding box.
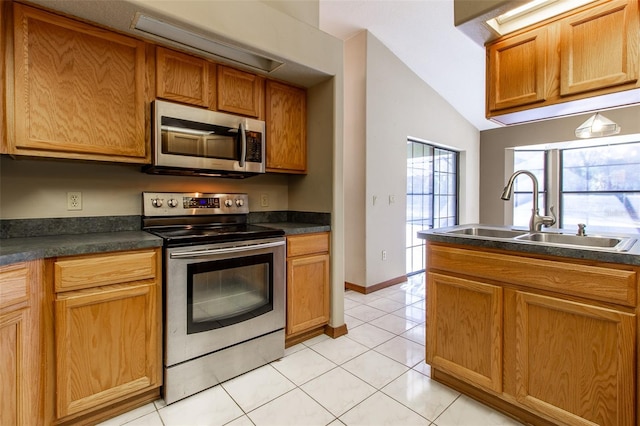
[186,254,273,334]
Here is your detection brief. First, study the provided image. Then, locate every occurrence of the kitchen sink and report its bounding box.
[445,226,527,239]
[516,232,637,251]
[429,224,637,253]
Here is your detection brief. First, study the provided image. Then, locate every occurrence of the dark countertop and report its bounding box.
[0,222,330,266]
[0,231,163,266]
[418,225,640,266]
[256,222,331,235]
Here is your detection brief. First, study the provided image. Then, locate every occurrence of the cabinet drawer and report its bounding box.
[428,244,637,307]
[0,263,30,310]
[54,250,158,292]
[287,233,330,258]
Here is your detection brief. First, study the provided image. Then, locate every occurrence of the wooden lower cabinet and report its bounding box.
[426,273,502,393]
[51,248,162,424]
[286,233,330,343]
[505,289,635,426]
[0,260,44,426]
[426,242,638,426]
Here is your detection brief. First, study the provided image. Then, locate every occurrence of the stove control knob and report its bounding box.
[167,199,178,208]
[151,198,163,208]
[224,199,233,207]
[235,199,244,207]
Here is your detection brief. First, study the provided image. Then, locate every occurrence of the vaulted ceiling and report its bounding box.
[318,0,499,131]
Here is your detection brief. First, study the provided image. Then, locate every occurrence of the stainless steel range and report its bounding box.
[142,192,285,404]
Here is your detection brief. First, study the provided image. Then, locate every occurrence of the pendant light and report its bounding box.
[575,112,621,138]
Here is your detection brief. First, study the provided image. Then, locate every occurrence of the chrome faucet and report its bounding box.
[501,170,556,232]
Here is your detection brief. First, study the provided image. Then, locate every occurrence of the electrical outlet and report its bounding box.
[382,250,387,261]
[260,194,269,207]
[67,192,82,210]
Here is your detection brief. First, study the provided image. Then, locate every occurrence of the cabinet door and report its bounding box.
[487,27,547,112]
[12,3,147,162]
[286,253,330,335]
[0,261,43,426]
[55,282,159,418]
[0,309,30,426]
[560,0,639,96]
[217,65,263,117]
[508,290,635,426]
[156,47,211,107]
[426,272,503,393]
[266,80,307,173]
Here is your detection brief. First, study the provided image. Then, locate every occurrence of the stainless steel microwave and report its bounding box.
[145,100,265,178]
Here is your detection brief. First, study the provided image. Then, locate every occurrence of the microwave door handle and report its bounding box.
[239,122,247,168]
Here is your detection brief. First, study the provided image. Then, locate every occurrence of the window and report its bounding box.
[561,143,640,233]
[407,141,458,275]
[511,141,640,234]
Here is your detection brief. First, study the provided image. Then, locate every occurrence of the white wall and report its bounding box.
[479,105,640,225]
[344,31,480,288]
[343,31,367,286]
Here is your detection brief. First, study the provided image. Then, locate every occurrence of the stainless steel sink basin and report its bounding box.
[516,233,637,251]
[430,225,637,253]
[446,227,527,239]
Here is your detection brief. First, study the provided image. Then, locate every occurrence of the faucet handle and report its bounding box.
[577,223,587,236]
[542,205,557,227]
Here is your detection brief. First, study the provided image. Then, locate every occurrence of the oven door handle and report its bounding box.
[170,240,285,259]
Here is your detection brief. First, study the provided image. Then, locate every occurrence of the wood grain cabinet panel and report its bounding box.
[54,250,157,292]
[506,289,635,426]
[426,272,503,393]
[286,233,330,337]
[217,65,263,117]
[11,3,147,163]
[156,47,211,107]
[55,282,158,418]
[52,248,161,422]
[560,0,638,96]
[487,27,548,111]
[0,260,44,426]
[266,80,307,174]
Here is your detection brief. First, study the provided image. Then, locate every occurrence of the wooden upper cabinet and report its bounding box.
[426,272,503,393]
[505,289,635,426]
[486,0,640,123]
[217,65,264,118]
[11,3,148,163]
[560,0,639,96]
[156,47,212,108]
[487,27,547,112]
[266,80,307,174]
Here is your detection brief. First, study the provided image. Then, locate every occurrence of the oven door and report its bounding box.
[164,237,285,367]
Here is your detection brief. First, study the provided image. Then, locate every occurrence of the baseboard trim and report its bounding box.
[345,275,407,294]
[324,323,348,339]
[285,326,326,348]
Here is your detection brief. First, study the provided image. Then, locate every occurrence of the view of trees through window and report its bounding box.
[513,142,640,234]
[407,140,458,275]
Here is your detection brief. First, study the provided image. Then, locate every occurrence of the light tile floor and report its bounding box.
[99,274,524,426]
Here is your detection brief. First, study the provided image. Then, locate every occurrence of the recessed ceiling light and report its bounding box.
[486,0,596,36]
[132,14,283,73]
